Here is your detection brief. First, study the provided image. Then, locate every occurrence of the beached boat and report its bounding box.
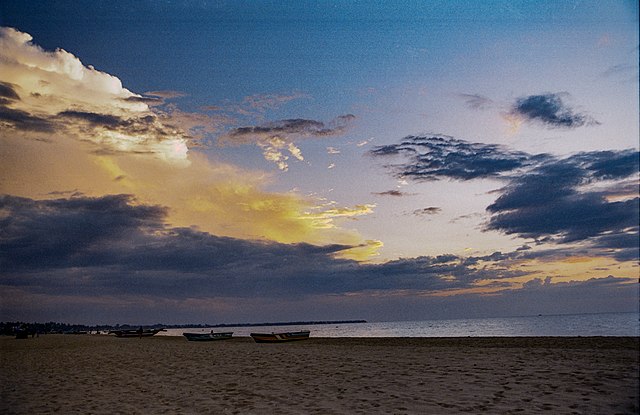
[183,331,233,341]
[250,330,310,343]
[109,328,165,338]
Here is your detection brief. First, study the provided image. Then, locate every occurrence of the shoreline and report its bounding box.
[2,336,638,414]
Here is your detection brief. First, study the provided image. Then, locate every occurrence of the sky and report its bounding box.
[0,0,638,325]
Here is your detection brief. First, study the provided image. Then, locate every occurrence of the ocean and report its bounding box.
[160,312,639,338]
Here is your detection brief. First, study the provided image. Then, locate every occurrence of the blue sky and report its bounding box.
[0,1,638,324]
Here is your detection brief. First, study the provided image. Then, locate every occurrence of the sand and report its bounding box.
[1,335,638,414]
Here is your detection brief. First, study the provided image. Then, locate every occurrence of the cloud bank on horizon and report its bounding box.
[1,192,636,323]
[0,16,638,325]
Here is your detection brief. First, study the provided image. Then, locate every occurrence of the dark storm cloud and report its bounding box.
[0,194,167,270]
[372,135,638,257]
[369,135,538,181]
[574,150,640,180]
[0,194,348,273]
[2,194,636,323]
[0,194,531,299]
[510,93,599,128]
[486,150,639,252]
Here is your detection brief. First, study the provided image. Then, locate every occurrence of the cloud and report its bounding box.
[369,134,537,181]
[414,207,442,216]
[486,150,639,254]
[507,93,599,129]
[219,115,356,170]
[0,27,196,162]
[1,194,636,323]
[0,194,494,297]
[0,27,377,261]
[372,190,416,197]
[1,27,637,323]
[0,80,55,132]
[0,194,166,270]
[222,117,355,143]
[0,194,354,271]
[0,103,56,133]
[372,135,639,258]
[0,81,20,100]
[459,93,493,110]
[2,195,563,305]
[306,203,377,237]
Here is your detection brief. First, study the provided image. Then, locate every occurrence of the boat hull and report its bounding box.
[109,329,164,338]
[250,330,310,343]
[183,332,233,341]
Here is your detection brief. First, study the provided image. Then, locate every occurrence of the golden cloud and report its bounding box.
[0,27,378,260]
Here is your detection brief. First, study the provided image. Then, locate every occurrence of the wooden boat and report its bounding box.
[183,331,233,341]
[250,330,310,343]
[109,328,165,338]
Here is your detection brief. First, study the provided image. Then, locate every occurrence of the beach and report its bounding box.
[1,335,638,414]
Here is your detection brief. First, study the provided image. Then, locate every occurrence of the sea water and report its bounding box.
[160,312,639,338]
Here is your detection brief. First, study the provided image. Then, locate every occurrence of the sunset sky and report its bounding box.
[1,0,638,325]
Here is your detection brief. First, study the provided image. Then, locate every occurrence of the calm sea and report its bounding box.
[160,312,639,338]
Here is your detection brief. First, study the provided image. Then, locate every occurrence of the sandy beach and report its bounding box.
[1,335,638,414]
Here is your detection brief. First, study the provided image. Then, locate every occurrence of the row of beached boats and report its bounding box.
[108,327,311,343]
[16,327,311,342]
[182,330,311,343]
